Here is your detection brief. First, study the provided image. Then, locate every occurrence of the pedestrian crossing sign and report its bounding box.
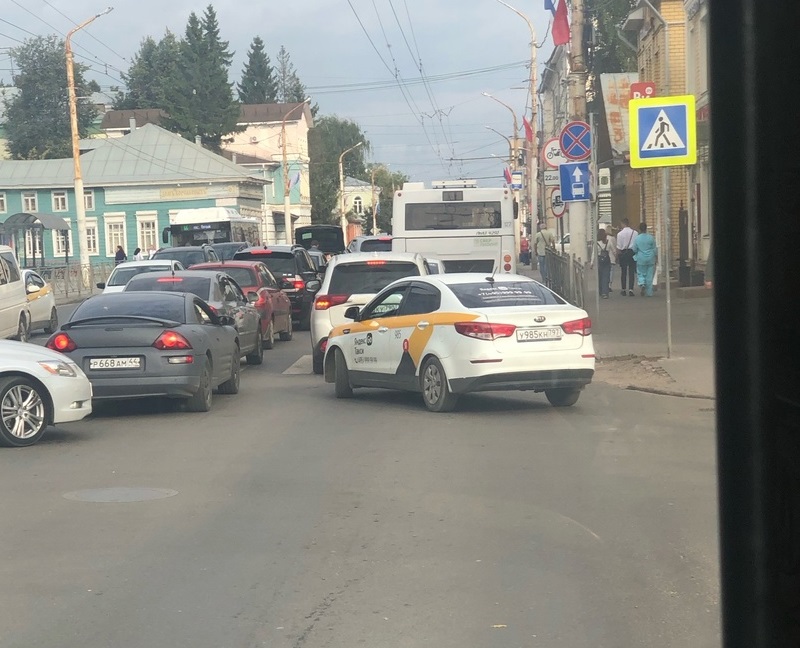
[629,95,697,168]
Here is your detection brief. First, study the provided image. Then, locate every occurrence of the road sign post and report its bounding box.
[558,162,591,202]
[559,121,593,263]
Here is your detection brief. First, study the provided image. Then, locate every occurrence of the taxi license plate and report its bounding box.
[89,357,141,370]
[516,327,562,342]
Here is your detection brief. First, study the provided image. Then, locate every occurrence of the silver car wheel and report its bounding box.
[423,363,442,404]
[2,384,46,440]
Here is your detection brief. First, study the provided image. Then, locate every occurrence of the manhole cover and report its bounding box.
[63,487,178,503]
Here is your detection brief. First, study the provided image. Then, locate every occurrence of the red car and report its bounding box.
[191,261,293,347]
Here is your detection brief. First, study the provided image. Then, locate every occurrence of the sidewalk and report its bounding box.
[521,264,716,399]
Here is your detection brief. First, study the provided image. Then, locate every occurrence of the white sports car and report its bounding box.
[0,340,93,447]
[323,273,595,412]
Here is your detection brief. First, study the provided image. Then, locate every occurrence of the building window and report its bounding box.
[84,190,95,211]
[52,223,73,256]
[86,218,99,255]
[52,190,68,212]
[25,229,43,258]
[353,196,363,215]
[22,192,38,213]
[104,214,127,257]
[136,212,159,253]
[0,193,6,213]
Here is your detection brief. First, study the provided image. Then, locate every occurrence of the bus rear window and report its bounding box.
[405,202,502,230]
[449,281,565,308]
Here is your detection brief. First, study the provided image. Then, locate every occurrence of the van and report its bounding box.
[0,246,31,341]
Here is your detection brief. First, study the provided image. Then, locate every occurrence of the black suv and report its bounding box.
[233,245,321,329]
[211,242,248,261]
[151,244,219,268]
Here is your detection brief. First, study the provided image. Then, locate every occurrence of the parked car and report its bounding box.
[123,271,264,365]
[190,261,293,347]
[0,339,93,447]
[211,242,248,261]
[98,260,185,293]
[46,292,241,412]
[232,245,321,329]
[323,273,595,412]
[310,252,429,375]
[346,235,393,253]
[22,269,58,334]
[0,245,31,342]
[151,244,219,268]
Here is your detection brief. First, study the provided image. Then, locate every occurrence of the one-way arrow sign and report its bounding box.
[559,161,590,202]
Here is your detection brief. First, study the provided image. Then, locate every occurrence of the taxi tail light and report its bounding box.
[315,294,350,310]
[153,330,193,350]
[561,317,592,336]
[46,332,77,352]
[454,322,516,341]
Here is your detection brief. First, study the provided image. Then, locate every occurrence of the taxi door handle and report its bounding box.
[416,321,430,329]
[378,326,389,333]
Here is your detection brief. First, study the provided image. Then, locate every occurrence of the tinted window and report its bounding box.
[26,272,45,289]
[107,265,175,286]
[328,262,420,295]
[295,226,344,253]
[405,202,502,230]
[449,281,565,308]
[359,239,392,252]
[125,275,212,300]
[211,243,245,261]
[294,251,313,273]
[257,254,296,275]
[0,251,21,282]
[72,294,187,323]
[401,285,441,315]
[259,266,277,289]
[221,268,256,287]
[153,249,206,267]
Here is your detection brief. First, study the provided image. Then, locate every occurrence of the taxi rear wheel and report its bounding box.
[334,348,353,398]
[545,388,581,407]
[420,357,458,413]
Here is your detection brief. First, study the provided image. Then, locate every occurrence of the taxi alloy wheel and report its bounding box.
[0,377,49,447]
[14,315,30,343]
[421,357,458,413]
[334,348,353,398]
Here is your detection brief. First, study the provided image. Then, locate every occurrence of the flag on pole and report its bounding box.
[503,167,513,185]
[552,0,570,46]
[290,171,301,189]
[545,0,556,14]
[523,116,534,143]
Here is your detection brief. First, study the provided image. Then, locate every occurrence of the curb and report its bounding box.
[624,385,716,401]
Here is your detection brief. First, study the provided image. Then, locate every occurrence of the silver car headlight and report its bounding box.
[38,360,78,377]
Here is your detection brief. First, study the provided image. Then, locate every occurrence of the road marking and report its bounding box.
[283,355,313,375]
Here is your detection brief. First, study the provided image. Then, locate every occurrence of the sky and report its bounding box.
[0,0,555,186]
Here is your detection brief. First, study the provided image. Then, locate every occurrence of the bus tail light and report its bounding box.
[315,294,350,310]
[454,322,516,341]
[562,317,592,336]
[502,252,512,272]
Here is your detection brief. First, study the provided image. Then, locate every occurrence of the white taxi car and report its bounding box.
[98,260,185,293]
[323,273,595,412]
[22,269,58,334]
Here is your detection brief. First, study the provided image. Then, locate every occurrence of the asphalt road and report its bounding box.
[3,310,720,648]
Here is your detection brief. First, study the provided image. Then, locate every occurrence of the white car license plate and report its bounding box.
[516,327,563,342]
[89,357,141,370]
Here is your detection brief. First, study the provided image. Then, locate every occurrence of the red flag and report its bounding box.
[503,167,512,184]
[552,0,570,46]
[523,116,534,143]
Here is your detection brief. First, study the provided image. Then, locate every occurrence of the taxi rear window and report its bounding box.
[449,281,564,308]
[328,261,420,295]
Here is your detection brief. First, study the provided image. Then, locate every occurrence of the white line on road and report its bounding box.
[283,355,313,375]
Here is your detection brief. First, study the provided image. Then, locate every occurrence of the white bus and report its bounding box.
[391,180,517,274]
[162,207,261,247]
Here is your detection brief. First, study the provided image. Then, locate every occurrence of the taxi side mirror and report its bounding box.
[26,284,38,294]
[344,305,360,321]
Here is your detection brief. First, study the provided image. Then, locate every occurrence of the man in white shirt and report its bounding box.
[616,218,638,296]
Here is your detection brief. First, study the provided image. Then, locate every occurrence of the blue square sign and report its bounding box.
[559,162,590,202]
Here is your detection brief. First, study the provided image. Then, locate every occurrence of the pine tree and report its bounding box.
[275,45,298,103]
[5,35,96,159]
[238,36,277,104]
[114,31,180,110]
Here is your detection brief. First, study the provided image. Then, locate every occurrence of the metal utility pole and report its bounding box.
[66,7,113,280]
[567,0,589,262]
[370,166,378,235]
[338,141,364,243]
[281,99,310,245]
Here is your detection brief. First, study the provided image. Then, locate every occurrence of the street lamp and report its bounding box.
[67,6,113,281]
[338,141,364,242]
[281,98,310,244]
[485,126,514,166]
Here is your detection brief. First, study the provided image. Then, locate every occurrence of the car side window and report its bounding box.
[27,273,45,290]
[221,280,239,303]
[194,301,213,324]
[207,249,219,261]
[0,258,8,286]
[295,251,313,273]
[362,285,408,320]
[230,280,247,303]
[400,284,441,316]
[259,266,277,289]
[0,252,21,282]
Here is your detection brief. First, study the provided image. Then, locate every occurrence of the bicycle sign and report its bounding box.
[541,138,566,169]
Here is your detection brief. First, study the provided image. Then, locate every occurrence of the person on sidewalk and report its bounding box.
[632,222,658,297]
[592,228,616,299]
[605,226,617,291]
[534,225,555,284]
[616,219,638,296]
[114,246,127,265]
[133,247,144,261]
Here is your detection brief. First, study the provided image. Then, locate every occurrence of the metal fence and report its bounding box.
[27,262,115,302]
[544,249,586,308]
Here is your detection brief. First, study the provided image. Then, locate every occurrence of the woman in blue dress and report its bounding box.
[632,222,658,297]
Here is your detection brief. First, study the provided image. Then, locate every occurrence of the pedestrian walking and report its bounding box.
[592,228,616,298]
[133,247,144,261]
[534,225,555,284]
[616,218,638,296]
[605,227,617,291]
[520,236,531,266]
[632,222,658,297]
[114,245,127,265]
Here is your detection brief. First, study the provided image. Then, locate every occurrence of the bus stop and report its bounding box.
[0,212,70,267]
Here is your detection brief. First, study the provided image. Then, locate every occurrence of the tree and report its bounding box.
[163,4,240,151]
[586,0,637,105]
[237,36,277,104]
[308,115,370,223]
[4,35,96,160]
[360,165,408,234]
[114,31,180,110]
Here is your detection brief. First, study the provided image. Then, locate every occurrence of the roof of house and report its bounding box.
[99,108,167,130]
[0,123,263,189]
[344,177,371,189]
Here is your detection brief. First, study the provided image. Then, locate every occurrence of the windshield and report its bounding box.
[211,244,245,261]
[328,262,420,295]
[449,281,564,308]
[71,294,186,323]
[405,202,502,230]
[359,239,392,252]
[154,249,206,267]
[107,265,175,286]
[125,275,212,300]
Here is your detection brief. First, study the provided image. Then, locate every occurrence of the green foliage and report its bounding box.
[586,0,638,103]
[114,31,181,110]
[162,4,240,151]
[308,116,370,224]
[238,36,277,104]
[5,35,97,160]
[360,165,408,234]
